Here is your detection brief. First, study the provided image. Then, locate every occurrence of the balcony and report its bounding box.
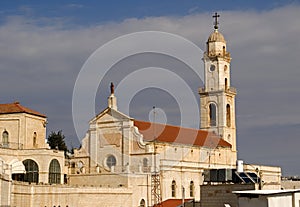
[199,86,237,94]
[0,142,23,150]
[198,87,206,93]
[226,86,237,94]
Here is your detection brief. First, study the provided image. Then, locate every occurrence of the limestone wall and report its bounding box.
[0,113,47,149]
[200,183,256,207]
[243,164,281,189]
[69,173,129,187]
[11,182,133,207]
[0,148,65,184]
[0,174,11,206]
[281,180,300,189]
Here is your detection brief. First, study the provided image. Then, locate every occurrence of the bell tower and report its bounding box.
[199,13,237,151]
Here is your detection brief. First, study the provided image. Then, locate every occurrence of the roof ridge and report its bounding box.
[134,119,212,135]
[0,102,46,118]
[134,119,201,131]
[14,102,26,112]
[134,119,232,148]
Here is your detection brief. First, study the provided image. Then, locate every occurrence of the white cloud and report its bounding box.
[65,4,84,9]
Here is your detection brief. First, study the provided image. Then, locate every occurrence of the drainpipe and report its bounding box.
[182,186,185,207]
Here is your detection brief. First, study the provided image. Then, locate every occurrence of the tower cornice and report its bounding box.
[203,52,231,62]
[198,87,237,96]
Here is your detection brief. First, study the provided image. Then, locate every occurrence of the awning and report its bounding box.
[9,159,26,174]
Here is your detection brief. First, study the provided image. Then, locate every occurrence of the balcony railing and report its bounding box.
[198,87,205,93]
[0,142,23,149]
[226,86,237,93]
[199,86,236,94]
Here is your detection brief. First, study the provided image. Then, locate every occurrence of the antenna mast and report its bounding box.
[151,106,162,206]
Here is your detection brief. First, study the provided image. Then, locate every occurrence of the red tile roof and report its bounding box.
[0,102,46,118]
[153,199,193,207]
[134,120,231,148]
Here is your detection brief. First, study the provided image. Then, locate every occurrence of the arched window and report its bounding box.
[23,159,39,183]
[49,159,61,184]
[33,132,37,147]
[225,78,228,90]
[224,65,228,71]
[143,158,149,172]
[70,162,75,174]
[171,180,176,197]
[209,103,217,126]
[2,131,9,147]
[143,158,148,167]
[77,161,85,174]
[106,155,116,169]
[226,104,231,127]
[190,181,194,197]
[139,199,146,207]
[228,134,231,142]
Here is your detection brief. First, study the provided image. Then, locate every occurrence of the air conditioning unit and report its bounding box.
[210,169,218,182]
[218,169,232,182]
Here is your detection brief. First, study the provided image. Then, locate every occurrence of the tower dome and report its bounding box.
[205,12,229,58]
[208,30,226,43]
[206,29,228,58]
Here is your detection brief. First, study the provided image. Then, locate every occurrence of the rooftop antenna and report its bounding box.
[153,106,156,140]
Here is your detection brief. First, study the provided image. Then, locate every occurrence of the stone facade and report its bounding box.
[0,109,47,149]
[200,183,257,207]
[68,21,281,207]
[70,104,236,205]
[282,180,300,190]
[243,164,281,189]
[234,189,300,207]
[0,102,65,185]
[9,181,133,207]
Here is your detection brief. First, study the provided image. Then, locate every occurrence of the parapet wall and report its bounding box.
[11,182,133,207]
[200,183,256,207]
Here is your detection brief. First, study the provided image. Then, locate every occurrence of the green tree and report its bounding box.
[47,130,67,152]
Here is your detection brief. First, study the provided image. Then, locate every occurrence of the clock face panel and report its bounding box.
[210,64,216,72]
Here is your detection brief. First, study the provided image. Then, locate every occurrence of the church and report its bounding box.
[0,14,281,207]
[69,14,281,206]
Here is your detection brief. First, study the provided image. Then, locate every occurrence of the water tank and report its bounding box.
[237,160,244,173]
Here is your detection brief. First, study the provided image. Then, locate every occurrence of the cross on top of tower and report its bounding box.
[213,12,220,30]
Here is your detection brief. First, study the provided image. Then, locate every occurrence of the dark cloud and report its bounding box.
[0,5,299,175]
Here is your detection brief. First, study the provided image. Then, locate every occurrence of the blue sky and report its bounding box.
[1,1,300,176]
[1,0,297,25]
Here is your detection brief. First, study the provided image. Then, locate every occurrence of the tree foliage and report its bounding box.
[47,130,67,152]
